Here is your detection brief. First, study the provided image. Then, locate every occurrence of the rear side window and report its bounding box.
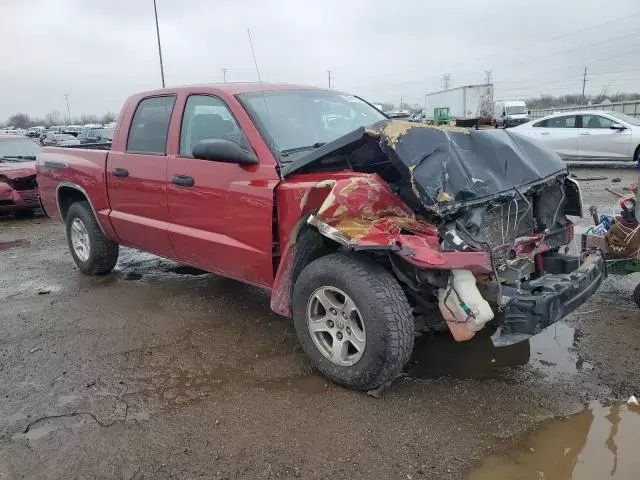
[547,115,577,128]
[127,96,176,154]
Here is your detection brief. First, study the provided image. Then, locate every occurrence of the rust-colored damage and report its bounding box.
[304,174,448,265]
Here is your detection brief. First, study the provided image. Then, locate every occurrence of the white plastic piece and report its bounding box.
[438,269,495,341]
[627,395,639,406]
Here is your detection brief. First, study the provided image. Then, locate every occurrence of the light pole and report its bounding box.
[64,94,71,125]
[152,0,166,88]
[222,68,227,83]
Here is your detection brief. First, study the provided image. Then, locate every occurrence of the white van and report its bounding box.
[493,100,530,128]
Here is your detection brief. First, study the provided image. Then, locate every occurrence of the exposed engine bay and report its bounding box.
[284,121,604,346]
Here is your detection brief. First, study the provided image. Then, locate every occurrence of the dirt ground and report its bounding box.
[1,168,639,479]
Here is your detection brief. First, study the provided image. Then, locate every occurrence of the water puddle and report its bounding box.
[470,402,640,479]
[0,239,30,250]
[407,320,589,380]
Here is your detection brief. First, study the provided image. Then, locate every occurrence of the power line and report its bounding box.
[484,70,493,84]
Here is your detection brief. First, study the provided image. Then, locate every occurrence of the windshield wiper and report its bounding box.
[280,142,326,157]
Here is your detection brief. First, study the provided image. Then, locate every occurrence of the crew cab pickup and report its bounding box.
[37,84,605,391]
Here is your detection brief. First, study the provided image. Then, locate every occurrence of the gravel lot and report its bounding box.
[1,168,639,479]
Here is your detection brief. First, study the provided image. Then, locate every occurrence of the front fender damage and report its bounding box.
[298,173,495,342]
[305,173,491,273]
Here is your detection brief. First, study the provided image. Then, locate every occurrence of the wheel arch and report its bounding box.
[56,183,107,235]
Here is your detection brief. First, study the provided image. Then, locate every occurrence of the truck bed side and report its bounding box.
[36,147,119,241]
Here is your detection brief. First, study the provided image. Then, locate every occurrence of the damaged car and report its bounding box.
[0,135,41,215]
[36,84,605,391]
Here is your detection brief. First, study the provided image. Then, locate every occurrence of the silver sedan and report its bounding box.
[511,110,640,163]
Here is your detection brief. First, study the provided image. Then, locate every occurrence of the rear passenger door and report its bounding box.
[532,115,579,159]
[106,95,176,258]
[166,94,279,287]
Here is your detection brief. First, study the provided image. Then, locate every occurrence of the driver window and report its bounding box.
[179,95,250,157]
[581,115,613,129]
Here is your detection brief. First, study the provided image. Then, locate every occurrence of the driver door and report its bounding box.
[578,114,633,161]
[166,94,279,287]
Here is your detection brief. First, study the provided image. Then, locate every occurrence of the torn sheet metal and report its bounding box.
[380,121,568,214]
[305,174,459,267]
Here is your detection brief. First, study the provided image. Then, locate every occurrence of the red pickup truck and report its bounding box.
[37,83,605,391]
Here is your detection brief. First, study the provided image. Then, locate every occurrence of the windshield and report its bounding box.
[238,89,386,160]
[608,112,640,126]
[0,138,41,161]
[506,105,527,114]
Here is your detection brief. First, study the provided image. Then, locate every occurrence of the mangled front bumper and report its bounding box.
[491,251,606,346]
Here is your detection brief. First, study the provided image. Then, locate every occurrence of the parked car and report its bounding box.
[36,84,604,391]
[26,126,46,138]
[493,100,530,128]
[511,110,640,163]
[78,127,114,144]
[42,133,81,146]
[0,136,41,214]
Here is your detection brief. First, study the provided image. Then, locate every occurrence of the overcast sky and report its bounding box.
[2,0,640,120]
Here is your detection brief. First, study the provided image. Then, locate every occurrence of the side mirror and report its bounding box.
[501,111,506,117]
[610,123,626,130]
[192,139,258,165]
[528,110,531,115]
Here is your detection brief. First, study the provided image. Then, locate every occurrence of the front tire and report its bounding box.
[66,201,119,275]
[292,253,414,391]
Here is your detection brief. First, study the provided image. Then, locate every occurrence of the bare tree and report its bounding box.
[8,113,33,129]
[44,110,64,127]
[100,111,117,124]
[79,114,99,125]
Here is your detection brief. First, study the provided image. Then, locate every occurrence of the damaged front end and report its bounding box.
[283,121,605,346]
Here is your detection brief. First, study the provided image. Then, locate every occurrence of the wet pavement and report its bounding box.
[1,168,640,479]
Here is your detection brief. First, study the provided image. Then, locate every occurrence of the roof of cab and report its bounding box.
[131,82,329,98]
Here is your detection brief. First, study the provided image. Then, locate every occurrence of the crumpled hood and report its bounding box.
[379,122,567,214]
[282,121,567,216]
[0,161,36,180]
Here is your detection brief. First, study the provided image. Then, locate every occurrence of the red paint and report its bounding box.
[0,161,38,213]
[36,83,502,318]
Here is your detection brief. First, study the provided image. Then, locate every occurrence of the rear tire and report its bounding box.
[66,201,119,275]
[292,253,414,391]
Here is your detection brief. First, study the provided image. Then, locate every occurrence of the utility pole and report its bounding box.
[441,73,451,91]
[152,0,166,88]
[400,96,404,110]
[484,70,493,85]
[64,94,71,125]
[222,68,228,83]
[327,70,332,88]
[582,67,588,101]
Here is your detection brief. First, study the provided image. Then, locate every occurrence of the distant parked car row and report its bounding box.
[511,110,640,163]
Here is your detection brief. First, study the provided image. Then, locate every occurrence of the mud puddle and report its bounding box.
[0,239,30,250]
[469,402,640,479]
[407,320,589,380]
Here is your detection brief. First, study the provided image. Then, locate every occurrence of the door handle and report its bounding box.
[580,132,591,136]
[540,132,551,136]
[172,175,195,187]
[112,168,129,177]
